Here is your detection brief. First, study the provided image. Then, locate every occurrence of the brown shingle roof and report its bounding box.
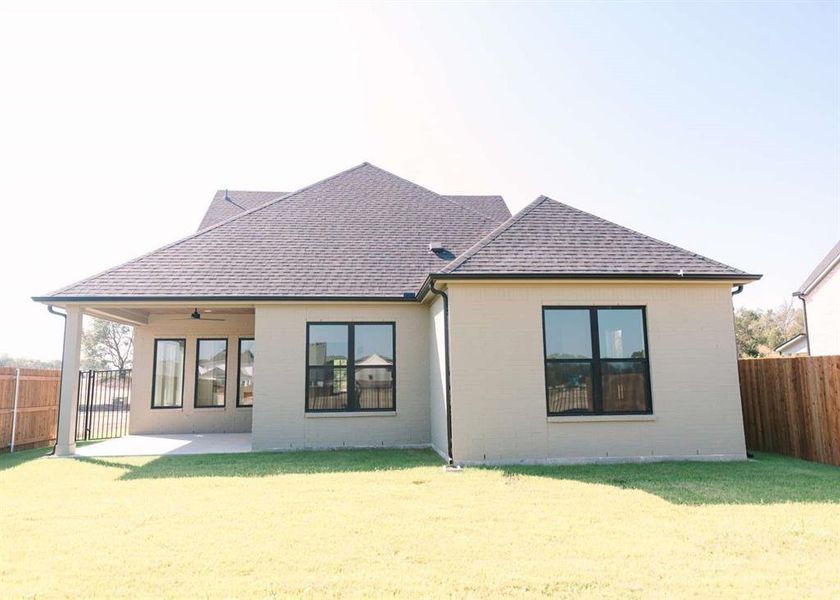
[199,190,510,230]
[440,196,755,278]
[442,195,511,222]
[198,190,288,230]
[40,163,499,299]
[35,165,757,301]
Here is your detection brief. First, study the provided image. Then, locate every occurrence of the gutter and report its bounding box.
[34,273,762,305]
[46,306,67,456]
[32,294,417,304]
[793,292,812,356]
[428,272,762,282]
[417,272,761,302]
[428,282,455,466]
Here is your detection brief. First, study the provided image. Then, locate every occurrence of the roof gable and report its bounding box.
[441,196,752,278]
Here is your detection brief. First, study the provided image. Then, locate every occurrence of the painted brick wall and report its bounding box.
[130,313,255,434]
[446,281,747,464]
[251,303,430,451]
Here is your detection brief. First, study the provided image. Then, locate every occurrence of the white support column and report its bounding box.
[55,306,83,456]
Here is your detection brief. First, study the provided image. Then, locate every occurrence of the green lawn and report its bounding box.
[1,449,839,598]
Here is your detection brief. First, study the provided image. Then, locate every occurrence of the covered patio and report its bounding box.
[45,303,256,456]
[75,433,252,457]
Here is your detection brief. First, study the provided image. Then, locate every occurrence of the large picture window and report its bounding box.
[237,338,255,407]
[306,323,395,412]
[543,307,651,416]
[195,338,227,408]
[152,339,185,409]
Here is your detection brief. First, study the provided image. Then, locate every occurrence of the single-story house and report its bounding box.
[773,333,808,356]
[793,240,840,356]
[34,163,760,464]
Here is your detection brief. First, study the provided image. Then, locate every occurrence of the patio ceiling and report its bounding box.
[79,304,256,326]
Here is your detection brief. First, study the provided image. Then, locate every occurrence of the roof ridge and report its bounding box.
[216,188,284,194]
[362,162,498,225]
[43,163,371,297]
[441,196,551,273]
[539,196,748,274]
[196,163,369,233]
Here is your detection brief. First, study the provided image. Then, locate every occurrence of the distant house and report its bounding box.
[774,333,808,356]
[794,240,840,356]
[34,163,760,464]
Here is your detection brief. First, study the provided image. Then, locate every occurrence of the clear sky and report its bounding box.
[1,1,838,360]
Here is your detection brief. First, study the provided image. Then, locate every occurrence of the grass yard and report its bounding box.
[1,449,839,598]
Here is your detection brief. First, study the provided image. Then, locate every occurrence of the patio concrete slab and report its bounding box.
[75,433,252,457]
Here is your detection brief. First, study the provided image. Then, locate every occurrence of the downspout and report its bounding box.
[429,281,455,466]
[46,306,67,456]
[793,292,811,356]
[729,285,751,457]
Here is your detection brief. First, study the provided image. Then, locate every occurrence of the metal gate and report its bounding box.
[76,369,132,441]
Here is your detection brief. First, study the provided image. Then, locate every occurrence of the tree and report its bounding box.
[735,308,764,358]
[82,318,133,371]
[734,299,804,358]
[0,355,61,369]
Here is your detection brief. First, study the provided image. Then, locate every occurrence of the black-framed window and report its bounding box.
[542,307,652,416]
[237,338,255,407]
[152,339,185,409]
[306,322,395,412]
[195,338,227,408]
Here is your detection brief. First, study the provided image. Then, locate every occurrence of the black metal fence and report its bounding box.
[76,369,132,441]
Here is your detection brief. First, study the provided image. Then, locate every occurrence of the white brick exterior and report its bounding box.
[445,281,747,464]
[124,280,747,463]
[251,303,431,451]
[130,313,255,434]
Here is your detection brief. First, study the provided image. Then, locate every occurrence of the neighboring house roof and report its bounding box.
[440,196,754,278]
[34,163,758,302]
[198,190,288,230]
[774,333,808,355]
[356,353,392,366]
[795,240,840,296]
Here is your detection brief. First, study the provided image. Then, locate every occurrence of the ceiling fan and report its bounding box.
[174,308,226,322]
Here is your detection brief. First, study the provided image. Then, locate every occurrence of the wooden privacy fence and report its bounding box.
[738,356,840,467]
[0,367,60,452]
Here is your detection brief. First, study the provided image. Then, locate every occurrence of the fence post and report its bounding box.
[10,368,20,452]
[75,371,82,442]
[82,370,94,441]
